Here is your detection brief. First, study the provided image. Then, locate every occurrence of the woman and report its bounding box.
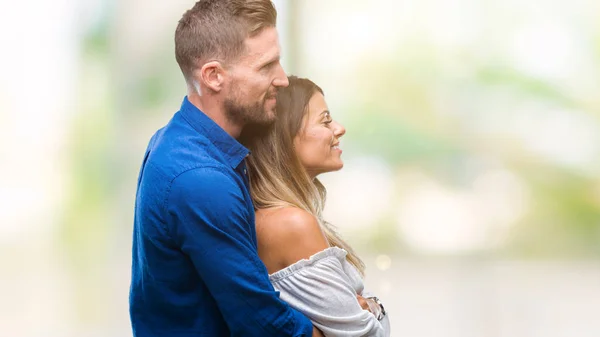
[243,76,391,336]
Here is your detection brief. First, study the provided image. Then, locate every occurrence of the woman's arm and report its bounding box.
[256,207,387,337]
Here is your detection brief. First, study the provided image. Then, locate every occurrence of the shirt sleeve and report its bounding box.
[166,167,313,337]
[361,290,391,337]
[270,247,387,337]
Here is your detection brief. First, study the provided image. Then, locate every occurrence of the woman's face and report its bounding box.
[294,92,346,178]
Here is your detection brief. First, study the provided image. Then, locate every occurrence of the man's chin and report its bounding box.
[257,116,276,127]
[245,112,276,128]
[253,108,276,125]
[239,117,275,143]
[265,108,277,121]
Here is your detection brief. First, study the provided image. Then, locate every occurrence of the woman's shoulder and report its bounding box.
[255,207,329,268]
[256,206,317,231]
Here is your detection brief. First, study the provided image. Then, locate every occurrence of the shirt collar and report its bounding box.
[179,96,249,169]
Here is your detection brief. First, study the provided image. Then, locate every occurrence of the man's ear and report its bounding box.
[198,61,225,92]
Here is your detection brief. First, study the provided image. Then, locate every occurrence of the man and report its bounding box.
[129,1,323,336]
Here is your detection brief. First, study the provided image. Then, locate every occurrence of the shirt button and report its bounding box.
[243,168,247,175]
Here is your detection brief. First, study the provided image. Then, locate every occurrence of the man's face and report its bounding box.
[223,26,289,126]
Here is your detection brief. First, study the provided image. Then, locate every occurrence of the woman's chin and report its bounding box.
[329,162,344,173]
[311,162,344,178]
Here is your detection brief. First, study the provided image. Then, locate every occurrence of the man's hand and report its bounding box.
[358,294,384,320]
[357,294,370,312]
[312,326,324,337]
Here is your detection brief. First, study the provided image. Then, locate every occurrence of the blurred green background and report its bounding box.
[1,0,599,336]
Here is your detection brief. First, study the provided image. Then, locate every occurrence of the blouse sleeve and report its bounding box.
[361,289,391,337]
[269,247,387,337]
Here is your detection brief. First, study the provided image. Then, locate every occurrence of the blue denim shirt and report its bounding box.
[129,97,313,336]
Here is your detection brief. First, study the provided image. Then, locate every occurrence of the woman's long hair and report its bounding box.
[242,76,365,275]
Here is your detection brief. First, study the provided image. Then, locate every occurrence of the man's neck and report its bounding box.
[188,93,243,139]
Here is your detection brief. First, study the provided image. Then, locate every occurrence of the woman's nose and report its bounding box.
[333,121,346,138]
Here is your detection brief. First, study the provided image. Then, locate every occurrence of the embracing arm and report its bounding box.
[167,168,317,337]
[258,208,387,337]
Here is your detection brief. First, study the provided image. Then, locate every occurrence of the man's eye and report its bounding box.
[262,61,276,70]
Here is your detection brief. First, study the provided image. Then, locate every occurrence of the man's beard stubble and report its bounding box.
[224,83,279,146]
[223,94,275,127]
[231,95,279,147]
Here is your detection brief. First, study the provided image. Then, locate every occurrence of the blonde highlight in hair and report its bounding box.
[243,76,365,275]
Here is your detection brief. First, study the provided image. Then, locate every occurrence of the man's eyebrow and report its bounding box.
[260,55,280,67]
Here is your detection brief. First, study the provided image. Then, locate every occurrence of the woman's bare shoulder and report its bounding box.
[255,207,329,267]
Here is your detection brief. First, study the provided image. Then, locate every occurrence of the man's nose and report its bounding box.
[273,64,289,88]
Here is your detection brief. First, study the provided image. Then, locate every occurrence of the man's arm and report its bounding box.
[257,207,385,336]
[167,167,313,337]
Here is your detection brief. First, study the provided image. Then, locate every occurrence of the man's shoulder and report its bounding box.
[145,119,230,183]
[136,121,239,221]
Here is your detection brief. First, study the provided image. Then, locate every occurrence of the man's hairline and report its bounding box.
[186,25,279,86]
